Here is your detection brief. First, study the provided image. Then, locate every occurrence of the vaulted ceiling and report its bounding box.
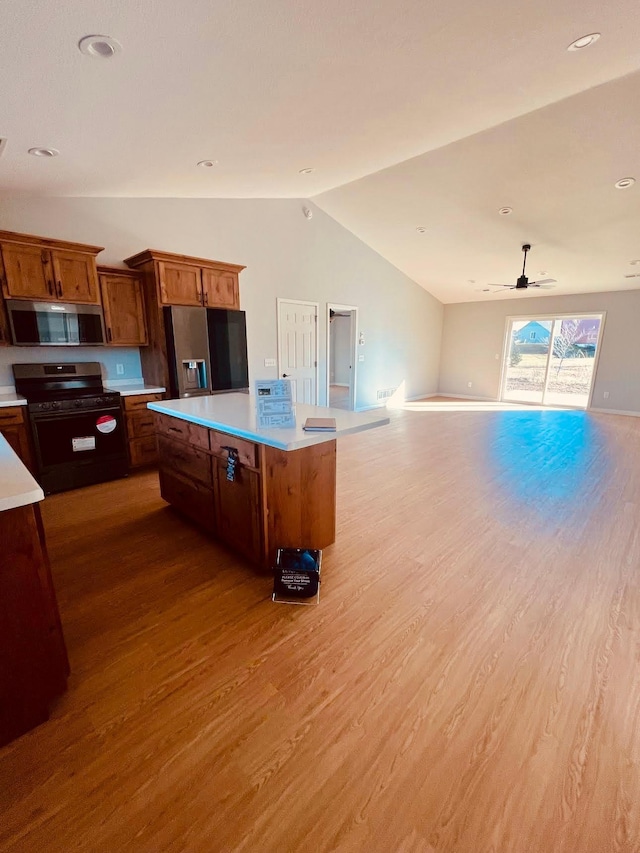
[1,0,639,302]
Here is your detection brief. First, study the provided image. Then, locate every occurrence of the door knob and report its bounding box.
[282,373,290,378]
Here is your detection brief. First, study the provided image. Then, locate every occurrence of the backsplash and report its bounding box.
[0,346,142,387]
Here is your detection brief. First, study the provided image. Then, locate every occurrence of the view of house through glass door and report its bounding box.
[501,314,603,408]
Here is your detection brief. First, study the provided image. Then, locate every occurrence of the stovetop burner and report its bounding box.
[13,361,111,406]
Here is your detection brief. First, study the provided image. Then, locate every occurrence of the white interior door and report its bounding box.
[277,299,318,403]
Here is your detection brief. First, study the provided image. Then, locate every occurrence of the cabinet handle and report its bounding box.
[107,327,112,342]
[47,279,55,296]
[204,292,208,305]
[56,280,63,298]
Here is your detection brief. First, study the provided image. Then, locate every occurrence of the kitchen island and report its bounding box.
[148,394,389,568]
[0,434,69,746]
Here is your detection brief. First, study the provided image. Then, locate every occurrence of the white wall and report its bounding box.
[0,198,443,409]
[440,290,640,413]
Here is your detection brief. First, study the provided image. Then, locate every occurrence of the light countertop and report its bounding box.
[0,392,27,408]
[105,383,166,397]
[0,433,44,512]
[148,393,390,451]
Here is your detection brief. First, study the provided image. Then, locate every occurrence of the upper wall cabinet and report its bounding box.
[98,266,148,347]
[0,253,10,347]
[0,230,103,304]
[124,249,244,309]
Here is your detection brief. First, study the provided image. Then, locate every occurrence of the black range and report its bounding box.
[13,362,129,494]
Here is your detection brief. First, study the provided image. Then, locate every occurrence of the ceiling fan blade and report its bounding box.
[486,283,514,288]
[528,278,556,286]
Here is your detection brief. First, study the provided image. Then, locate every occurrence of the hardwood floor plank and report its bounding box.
[1,405,640,852]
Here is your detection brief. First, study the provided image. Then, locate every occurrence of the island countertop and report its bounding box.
[0,433,44,512]
[148,393,390,451]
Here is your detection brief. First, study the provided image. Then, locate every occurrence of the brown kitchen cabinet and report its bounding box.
[213,456,263,564]
[0,254,10,345]
[153,411,336,569]
[0,501,69,747]
[0,406,35,471]
[0,230,103,304]
[123,248,245,392]
[98,266,148,346]
[122,393,164,468]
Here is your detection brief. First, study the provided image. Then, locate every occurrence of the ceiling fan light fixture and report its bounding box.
[615,177,635,189]
[567,33,600,51]
[498,207,513,215]
[78,35,122,58]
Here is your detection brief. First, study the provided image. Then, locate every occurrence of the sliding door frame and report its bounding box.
[499,311,607,410]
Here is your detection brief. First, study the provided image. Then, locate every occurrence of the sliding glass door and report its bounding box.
[501,315,603,408]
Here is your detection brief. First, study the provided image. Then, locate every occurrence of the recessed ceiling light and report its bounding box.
[567,33,600,51]
[197,160,218,168]
[468,279,476,284]
[416,226,427,234]
[539,271,548,276]
[615,177,635,189]
[299,168,314,175]
[28,147,59,157]
[630,259,640,265]
[498,207,513,215]
[78,35,122,58]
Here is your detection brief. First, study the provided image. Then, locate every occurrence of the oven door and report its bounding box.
[30,405,128,493]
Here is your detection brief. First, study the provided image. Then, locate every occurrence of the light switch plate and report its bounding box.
[264,358,276,367]
[358,354,365,362]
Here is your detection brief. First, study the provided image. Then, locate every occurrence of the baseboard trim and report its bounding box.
[356,392,438,412]
[588,406,640,418]
[435,392,497,402]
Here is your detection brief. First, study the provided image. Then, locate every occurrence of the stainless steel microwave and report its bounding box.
[6,300,106,346]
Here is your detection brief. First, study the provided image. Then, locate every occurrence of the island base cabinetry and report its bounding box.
[0,503,69,747]
[155,412,336,568]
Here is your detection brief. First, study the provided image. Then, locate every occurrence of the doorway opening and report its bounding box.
[500,313,604,408]
[326,304,358,410]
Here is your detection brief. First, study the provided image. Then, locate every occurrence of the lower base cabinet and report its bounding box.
[0,406,35,472]
[158,467,216,533]
[0,503,69,747]
[123,393,164,468]
[154,412,336,568]
[213,457,263,564]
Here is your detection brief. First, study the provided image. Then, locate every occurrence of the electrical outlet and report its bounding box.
[116,363,125,376]
[603,391,609,399]
[495,353,499,360]
[264,358,276,367]
[467,381,472,388]
[358,354,365,362]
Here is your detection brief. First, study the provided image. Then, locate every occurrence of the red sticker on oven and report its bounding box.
[96,414,117,434]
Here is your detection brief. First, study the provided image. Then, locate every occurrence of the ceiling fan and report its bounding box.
[487,244,556,291]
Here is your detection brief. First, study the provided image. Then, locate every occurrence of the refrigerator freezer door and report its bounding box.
[164,306,212,397]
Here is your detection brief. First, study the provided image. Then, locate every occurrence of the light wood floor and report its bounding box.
[2,404,640,852]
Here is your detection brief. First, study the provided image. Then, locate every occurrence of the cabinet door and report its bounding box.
[1,243,54,300]
[0,254,10,345]
[0,410,34,472]
[100,272,148,346]
[201,268,239,309]
[51,250,99,303]
[213,457,263,564]
[157,261,202,306]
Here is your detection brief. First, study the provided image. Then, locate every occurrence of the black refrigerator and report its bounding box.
[164,307,249,398]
